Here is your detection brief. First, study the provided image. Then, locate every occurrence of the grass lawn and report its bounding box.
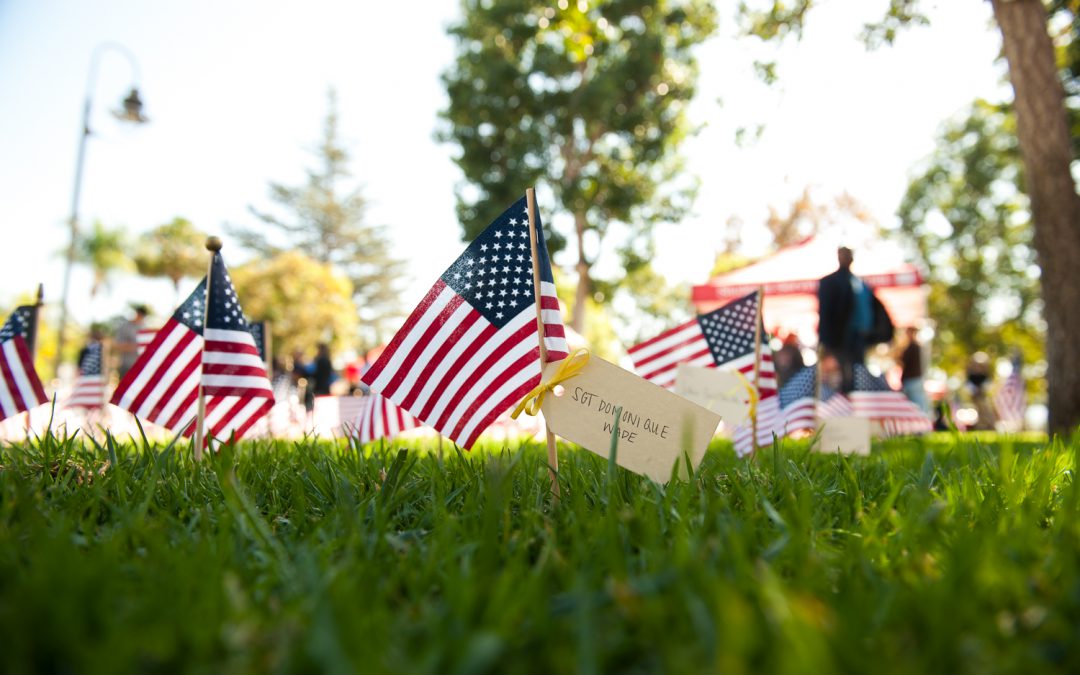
[0,430,1076,674]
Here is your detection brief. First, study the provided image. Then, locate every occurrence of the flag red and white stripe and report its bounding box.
[362,279,567,448]
[67,341,106,410]
[350,392,421,444]
[136,327,157,356]
[0,306,48,421]
[628,292,778,455]
[0,337,47,421]
[111,257,274,444]
[627,318,716,390]
[361,197,568,449]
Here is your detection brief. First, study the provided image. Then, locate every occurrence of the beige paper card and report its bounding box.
[674,364,751,427]
[816,417,872,456]
[541,356,721,482]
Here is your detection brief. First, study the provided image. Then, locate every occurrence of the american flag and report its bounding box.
[67,341,106,409]
[806,364,930,435]
[361,197,569,449]
[776,365,818,435]
[627,292,778,455]
[0,305,48,421]
[111,254,274,442]
[350,392,421,445]
[994,361,1026,428]
[312,395,368,436]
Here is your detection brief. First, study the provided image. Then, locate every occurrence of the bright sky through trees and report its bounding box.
[0,0,1003,327]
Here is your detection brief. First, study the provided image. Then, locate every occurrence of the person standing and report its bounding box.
[774,333,805,388]
[114,304,149,379]
[817,247,872,393]
[311,343,335,397]
[899,326,929,413]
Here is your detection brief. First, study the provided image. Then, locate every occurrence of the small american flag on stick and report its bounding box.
[68,341,106,409]
[627,291,778,455]
[110,253,274,443]
[361,196,569,448]
[0,304,48,421]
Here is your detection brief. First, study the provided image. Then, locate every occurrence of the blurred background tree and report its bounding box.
[229,90,405,349]
[736,0,1080,432]
[439,0,717,334]
[74,221,131,300]
[896,100,1043,379]
[132,217,207,303]
[230,251,358,360]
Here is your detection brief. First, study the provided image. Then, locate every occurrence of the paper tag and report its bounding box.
[541,356,721,482]
[674,364,751,427]
[816,417,872,456]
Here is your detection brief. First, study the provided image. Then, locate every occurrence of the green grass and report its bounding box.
[0,430,1077,674]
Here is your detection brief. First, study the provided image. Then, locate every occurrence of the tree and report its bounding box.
[439,0,717,333]
[229,90,405,348]
[133,217,208,302]
[230,251,358,360]
[74,220,131,299]
[896,100,1043,376]
[738,0,1080,433]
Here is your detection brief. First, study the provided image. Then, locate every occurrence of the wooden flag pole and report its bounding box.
[263,321,273,378]
[525,188,561,501]
[193,237,221,460]
[751,285,764,453]
[25,284,44,429]
[30,284,44,358]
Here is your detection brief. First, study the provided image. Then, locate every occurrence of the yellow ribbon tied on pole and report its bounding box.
[731,369,759,423]
[511,348,591,419]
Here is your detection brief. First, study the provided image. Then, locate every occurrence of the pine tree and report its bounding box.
[230,90,405,347]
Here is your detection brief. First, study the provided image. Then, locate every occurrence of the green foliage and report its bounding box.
[230,251,358,359]
[594,243,694,344]
[74,220,132,298]
[737,0,813,41]
[439,0,717,329]
[0,432,1077,673]
[132,217,208,296]
[1049,0,1080,159]
[230,90,405,348]
[895,100,1043,376]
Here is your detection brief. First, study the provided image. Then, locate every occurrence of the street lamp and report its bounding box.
[55,43,148,377]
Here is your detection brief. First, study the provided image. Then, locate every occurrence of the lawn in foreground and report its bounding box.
[0,431,1076,674]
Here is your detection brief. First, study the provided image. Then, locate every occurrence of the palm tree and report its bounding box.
[75,221,133,298]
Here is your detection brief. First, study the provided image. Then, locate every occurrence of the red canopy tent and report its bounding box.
[691,236,927,345]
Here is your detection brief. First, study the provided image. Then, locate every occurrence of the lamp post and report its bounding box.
[54,43,148,377]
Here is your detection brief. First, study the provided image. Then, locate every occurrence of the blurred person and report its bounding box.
[343,358,363,395]
[965,351,995,431]
[114,304,149,378]
[817,247,870,393]
[774,333,805,388]
[311,343,335,397]
[817,246,893,392]
[291,350,314,413]
[898,326,929,414]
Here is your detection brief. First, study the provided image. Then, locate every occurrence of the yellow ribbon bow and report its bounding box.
[731,369,759,423]
[511,348,591,419]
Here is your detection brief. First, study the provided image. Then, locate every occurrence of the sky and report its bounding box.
[0,0,1006,336]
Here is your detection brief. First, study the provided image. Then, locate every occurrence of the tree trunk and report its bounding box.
[571,210,590,334]
[992,0,1080,434]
